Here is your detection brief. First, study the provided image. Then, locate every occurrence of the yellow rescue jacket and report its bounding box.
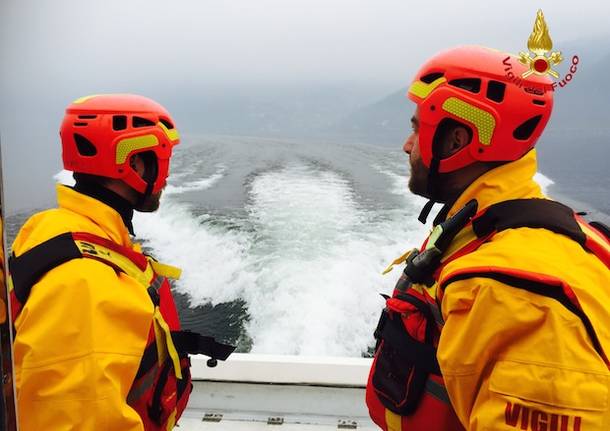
[435,150,610,430]
[13,185,157,430]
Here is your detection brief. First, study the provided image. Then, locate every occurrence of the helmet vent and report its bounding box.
[74,122,88,127]
[74,133,97,156]
[532,99,546,106]
[78,115,97,119]
[420,72,444,84]
[449,78,481,93]
[113,115,127,131]
[159,118,175,129]
[513,115,542,140]
[486,80,506,103]
[133,116,156,128]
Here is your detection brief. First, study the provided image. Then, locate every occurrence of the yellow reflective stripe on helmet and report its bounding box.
[72,94,100,104]
[158,121,180,142]
[408,76,447,100]
[75,239,155,286]
[385,409,402,431]
[149,260,182,280]
[115,135,159,164]
[442,97,496,145]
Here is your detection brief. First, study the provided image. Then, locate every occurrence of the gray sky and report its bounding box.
[1,0,610,213]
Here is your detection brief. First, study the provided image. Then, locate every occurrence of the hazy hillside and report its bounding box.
[162,84,390,140]
[325,88,410,144]
[552,51,610,128]
[328,40,610,145]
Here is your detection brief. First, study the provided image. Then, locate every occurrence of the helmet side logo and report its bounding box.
[518,10,563,79]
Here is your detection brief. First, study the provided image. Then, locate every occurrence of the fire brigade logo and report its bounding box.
[503,9,579,92]
[518,9,563,79]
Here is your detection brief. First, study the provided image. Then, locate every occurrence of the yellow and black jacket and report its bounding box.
[10,184,233,430]
[368,150,610,430]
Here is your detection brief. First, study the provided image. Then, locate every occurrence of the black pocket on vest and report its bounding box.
[371,293,441,415]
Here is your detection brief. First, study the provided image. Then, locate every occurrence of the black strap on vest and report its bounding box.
[405,200,479,286]
[9,232,82,304]
[471,199,587,248]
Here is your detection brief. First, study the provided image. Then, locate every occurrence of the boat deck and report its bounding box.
[181,354,376,430]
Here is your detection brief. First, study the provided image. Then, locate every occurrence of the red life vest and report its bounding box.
[366,199,610,431]
[8,232,235,430]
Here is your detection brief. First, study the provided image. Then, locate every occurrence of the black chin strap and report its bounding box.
[418,200,436,224]
[417,157,441,224]
[135,153,159,208]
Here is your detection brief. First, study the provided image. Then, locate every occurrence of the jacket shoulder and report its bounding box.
[438,225,610,366]
[13,207,110,255]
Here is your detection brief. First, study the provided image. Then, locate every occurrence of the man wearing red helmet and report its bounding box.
[366,47,610,430]
[9,94,233,430]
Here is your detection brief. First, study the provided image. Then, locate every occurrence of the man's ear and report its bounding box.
[446,126,471,156]
[129,154,145,177]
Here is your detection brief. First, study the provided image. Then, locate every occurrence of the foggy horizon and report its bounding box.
[1,0,610,214]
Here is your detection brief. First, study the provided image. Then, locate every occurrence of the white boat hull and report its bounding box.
[182,354,377,430]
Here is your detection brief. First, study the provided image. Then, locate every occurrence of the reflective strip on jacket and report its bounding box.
[13,184,156,430]
[436,150,610,430]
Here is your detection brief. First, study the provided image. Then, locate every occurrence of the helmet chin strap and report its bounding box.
[134,153,158,208]
[417,157,440,224]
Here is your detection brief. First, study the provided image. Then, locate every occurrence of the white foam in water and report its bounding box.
[534,172,554,196]
[135,171,254,305]
[135,201,255,305]
[244,165,365,355]
[373,164,429,208]
[242,164,428,356]
[54,166,225,195]
[54,169,75,186]
[137,161,431,357]
[164,165,226,195]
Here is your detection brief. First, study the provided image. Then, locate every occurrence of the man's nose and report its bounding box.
[403,134,415,154]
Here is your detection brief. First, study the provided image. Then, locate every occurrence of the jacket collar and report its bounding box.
[56,184,133,247]
[73,181,135,235]
[446,149,545,220]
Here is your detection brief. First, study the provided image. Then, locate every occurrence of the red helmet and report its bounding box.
[60,94,180,194]
[408,46,553,173]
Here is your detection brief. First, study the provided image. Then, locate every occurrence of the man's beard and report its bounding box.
[135,191,162,212]
[408,157,431,198]
[409,160,464,203]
